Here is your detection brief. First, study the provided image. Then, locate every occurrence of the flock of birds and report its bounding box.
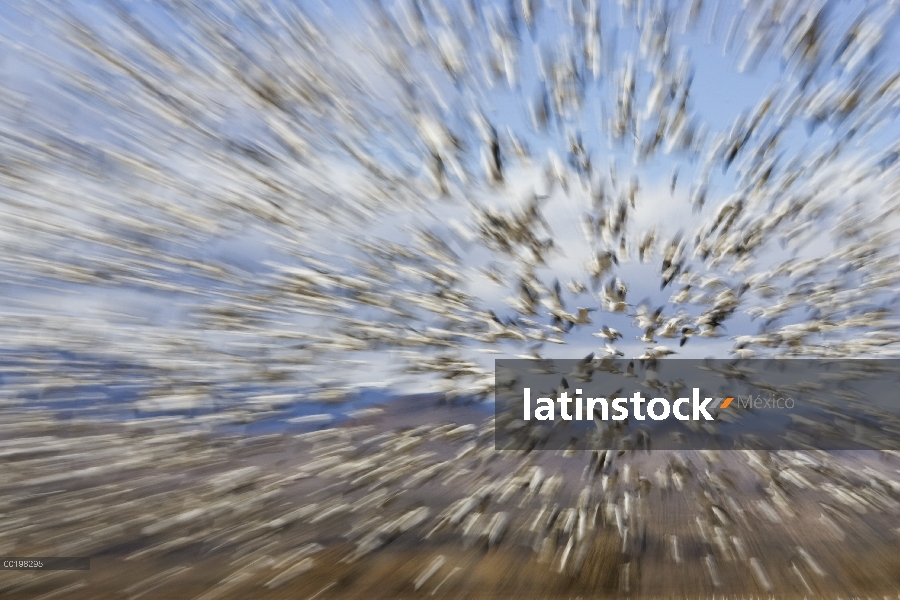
[1,0,900,597]
[2,401,900,598]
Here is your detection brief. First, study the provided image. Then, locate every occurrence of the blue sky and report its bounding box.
[2,0,900,402]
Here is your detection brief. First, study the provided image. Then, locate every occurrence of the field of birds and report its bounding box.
[2,0,900,598]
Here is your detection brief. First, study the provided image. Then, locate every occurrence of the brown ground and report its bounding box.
[1,397,899,599]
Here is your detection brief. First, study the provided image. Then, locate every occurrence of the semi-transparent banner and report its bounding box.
[493,359,900,451]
